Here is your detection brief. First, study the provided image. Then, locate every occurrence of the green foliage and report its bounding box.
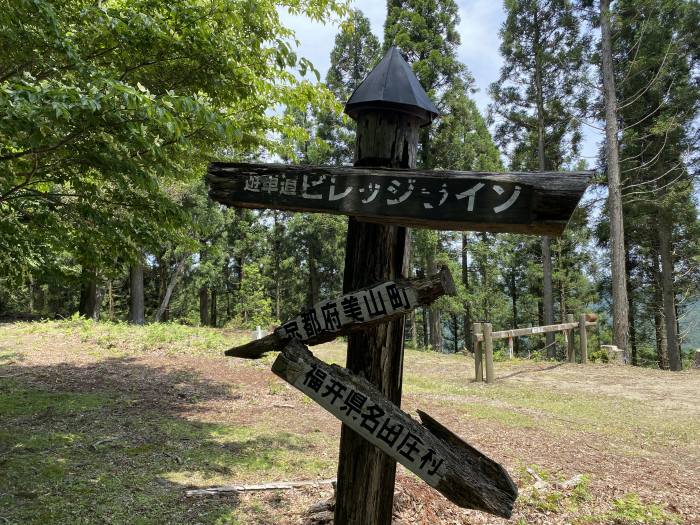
[233,263,276,329]
[577,493,682,525]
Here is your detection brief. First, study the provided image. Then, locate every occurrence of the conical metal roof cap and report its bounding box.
[344,46,439,126]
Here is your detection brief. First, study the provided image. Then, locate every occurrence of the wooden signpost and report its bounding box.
[210,46,590,524]
[272,340,517,518]
[207,163,590,236]
[226,267,455,359]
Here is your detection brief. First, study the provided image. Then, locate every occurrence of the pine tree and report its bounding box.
[384,0,476,352]
[317,9,381,165]
[490,0,589,356]
[613,0,700,370]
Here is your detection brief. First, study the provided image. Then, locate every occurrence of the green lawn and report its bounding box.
[1,320,697,524]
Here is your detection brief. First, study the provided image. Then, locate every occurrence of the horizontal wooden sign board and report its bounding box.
[225,267,455,359]
[208,162,592,235]
[272,340,518,518]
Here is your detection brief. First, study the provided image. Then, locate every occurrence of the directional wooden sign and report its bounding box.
[272,340,518,518]
[225,267,455,359]
[207,162,592,236]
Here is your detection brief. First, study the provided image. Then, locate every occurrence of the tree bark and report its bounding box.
[334,109,418,525]
[600,0,629,354]
[307,243,321,308]
[533,7,555,357]
[651,252,669,369]
[427,243,442,352]
[658,218,681,370]
[199,286,210,326]
[129,262,145,325]
[78,267,98,319]
[461,233,472,352]
[154,256,188,322]
[211,289,218,328]
[625,247,637,366]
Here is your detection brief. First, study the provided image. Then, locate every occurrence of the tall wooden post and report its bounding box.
[473,322,483,382]
[483,322,495,384]
[334,47,437,525]
[566,313,575,363]
[579,314,588,364]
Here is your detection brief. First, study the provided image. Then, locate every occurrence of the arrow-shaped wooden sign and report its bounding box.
[208,162,592,236]
[272,340,518,518]
[225,267,455,359]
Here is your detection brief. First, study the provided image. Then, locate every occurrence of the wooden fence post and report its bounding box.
[473,322,483,382]
[508,337,514,359]
[483,323,495,384]
[579,314,588,364]
[566,313,575,363]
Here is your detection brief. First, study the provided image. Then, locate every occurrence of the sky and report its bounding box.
[283,0,602,166]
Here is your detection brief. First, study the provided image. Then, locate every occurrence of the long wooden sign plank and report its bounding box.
[207,162,592,236]
[225,267,455,359]
[476,320,597,341]
[272,340,518,518]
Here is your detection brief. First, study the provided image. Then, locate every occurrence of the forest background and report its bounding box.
[1,0,698,369]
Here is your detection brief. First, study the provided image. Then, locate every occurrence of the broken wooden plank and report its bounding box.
[185,478,337,497]
[225,267,455,359]
[271,340,518,518]
[207,162,592,236]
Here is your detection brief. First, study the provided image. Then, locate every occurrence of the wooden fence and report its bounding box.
[471,314,598,384]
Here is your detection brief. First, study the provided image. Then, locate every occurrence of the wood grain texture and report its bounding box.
[224,268,456,359]
[207,162,592,235]
[272,340,517,518]
[474,320,597,341]
[334,109,415,525]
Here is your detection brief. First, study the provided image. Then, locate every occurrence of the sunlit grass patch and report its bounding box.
[575,493,683,524]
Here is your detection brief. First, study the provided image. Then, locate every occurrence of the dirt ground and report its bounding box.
[1,321,698,524]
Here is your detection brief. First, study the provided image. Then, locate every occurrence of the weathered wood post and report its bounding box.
[566,313,575,363]
[508,336,514,359]
[334,47,439,525]
[473,322,483,382]
[579,314,588,364]
[483,322,495,384]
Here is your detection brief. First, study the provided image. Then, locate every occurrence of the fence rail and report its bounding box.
[472,314,598,384]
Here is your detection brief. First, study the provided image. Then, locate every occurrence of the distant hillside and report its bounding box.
[681,300,700,349]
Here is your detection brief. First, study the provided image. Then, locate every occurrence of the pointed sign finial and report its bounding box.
[344,46,439,126]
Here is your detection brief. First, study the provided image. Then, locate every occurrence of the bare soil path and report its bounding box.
[1,320,698,524]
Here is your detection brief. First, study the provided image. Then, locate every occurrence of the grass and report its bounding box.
[0,378,334,524]
[0,319,697,524]
[576,493,683,524]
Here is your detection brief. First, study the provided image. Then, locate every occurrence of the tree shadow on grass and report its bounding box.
[0,357,325,525]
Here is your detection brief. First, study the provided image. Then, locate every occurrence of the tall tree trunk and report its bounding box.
[129,262,145,325]
[461,233,472,352]
[210,289,218,327]
[427,245,441,352]
[79,267,98,319]
[600,0,629,354]
[307,243,321,307]
[625,247,637,365]
[533,7,555,356]
[199,286,210,326]
[154,256,188,322]
[28,275,34,313]
[658,218,681,371]
[421,307,428,348]
[651,253,669,369]
[273,211,282,320]
[108,280,114,321]
[510,273,519,356]
[451,314,459,353]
